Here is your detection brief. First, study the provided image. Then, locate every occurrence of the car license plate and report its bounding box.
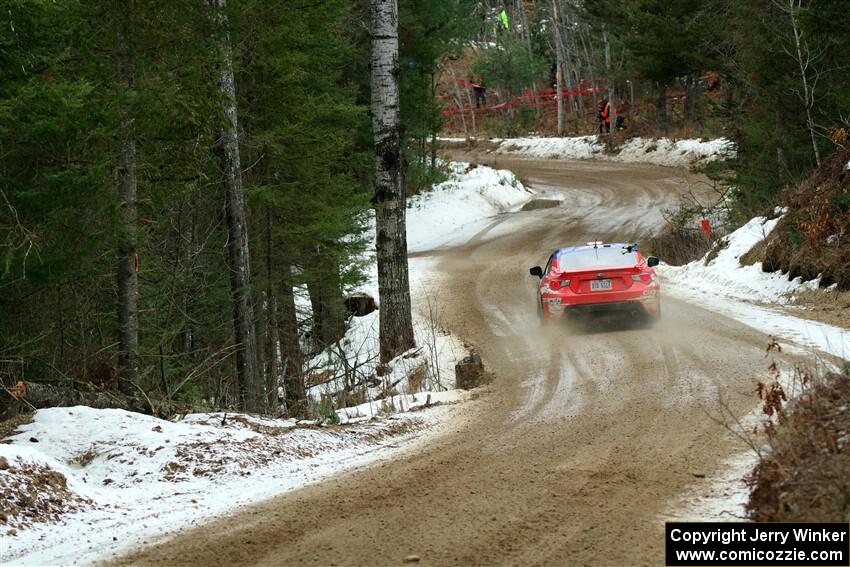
[590,279,612,291]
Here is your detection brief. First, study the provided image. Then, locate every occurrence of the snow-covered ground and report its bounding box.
[441,135,735,168]
[0,162,529,566]
[658,212,850,522]
[0,398,467,566]
[660,213,849,360]
[408,162,533,252]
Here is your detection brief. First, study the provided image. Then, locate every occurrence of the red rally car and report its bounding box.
[529,242,661,324]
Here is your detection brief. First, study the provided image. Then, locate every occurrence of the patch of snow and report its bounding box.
[407,162,534,253]
[661,215,820,305]
[492,135,734,167]
[496,135,603,160]
[612,137,735,167]
[659,214,849,359]
[306,300,466,405]
[0,398,469,565]
[663,450,754,523]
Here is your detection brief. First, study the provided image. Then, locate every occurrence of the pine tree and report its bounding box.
[115,0,140,393]
[207,0,263,412]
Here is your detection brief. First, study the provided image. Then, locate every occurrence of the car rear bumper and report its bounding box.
[566,299,654,316]
[542,291,660,319]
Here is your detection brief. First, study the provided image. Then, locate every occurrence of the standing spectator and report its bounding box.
[599,97,611,134]
[472,79,487,108]
[616,96,629,130]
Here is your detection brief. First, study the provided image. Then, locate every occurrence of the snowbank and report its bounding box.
[407,162,534,252]
[0,399,466,565]
[661,216,850,525]
[661,215,820,305]
[489,135,734,167]
[496,136,602,160]
[306,303,465,405]
[659,213,850,360]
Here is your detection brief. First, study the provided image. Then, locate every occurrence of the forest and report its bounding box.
[1,0,848,419]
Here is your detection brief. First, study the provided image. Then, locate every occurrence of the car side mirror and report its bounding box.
[529,266,543,278]
[647,256,659,268]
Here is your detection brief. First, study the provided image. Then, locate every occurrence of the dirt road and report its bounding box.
[111,157,782,566]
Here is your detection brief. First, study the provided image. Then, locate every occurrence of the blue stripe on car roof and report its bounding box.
[553,243,626,258]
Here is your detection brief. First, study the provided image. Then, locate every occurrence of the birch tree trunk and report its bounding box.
[552,0,566,136]
[602,24,616,131]
[115,0,139,393]
[563,17,586,117]
[370,0,415,364]
[779,0,821,166]
[208,0,262,412]
[448,66,469,138]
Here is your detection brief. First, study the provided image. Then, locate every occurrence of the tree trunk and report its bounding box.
[785,0,821,166]
[208,0,262,413]
[507,88,516,136]
[564,18,586,117]
[115,0,139,395]
[429,70,438,175]
[578,27,598,111]
[657,82,669,135]
[552,0,566,136]
[306,261,345,349]
[370,0,415,364]
[279,268,306,417]
[448,65,469,138]
[264,208,280,411]
[602,24,616,132]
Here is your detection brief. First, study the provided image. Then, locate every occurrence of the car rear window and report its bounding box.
[556,248,638,270]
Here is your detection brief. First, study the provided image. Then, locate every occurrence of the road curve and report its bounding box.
[109,157,784,567]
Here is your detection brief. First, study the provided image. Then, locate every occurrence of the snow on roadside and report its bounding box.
[0,397,468,565]
[662,214,820,305]
[658,212,850,360]
[451,135,736,167]
[407,162,534,252]
[658,212,850,524]
[495,136,603,161]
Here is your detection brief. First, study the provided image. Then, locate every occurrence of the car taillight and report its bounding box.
[632,273,655,284]
[549,278,570,291]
